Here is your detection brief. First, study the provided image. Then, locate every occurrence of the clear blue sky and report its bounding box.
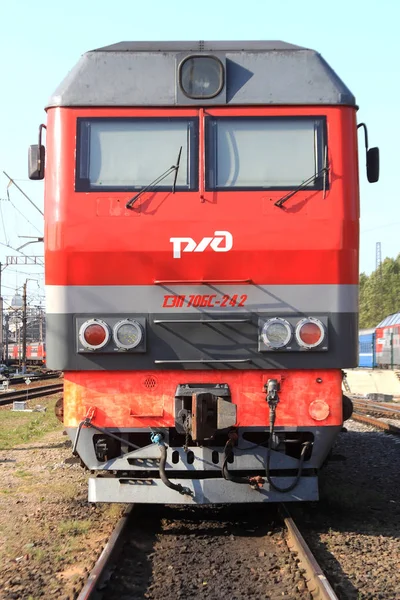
[0,0,398,305]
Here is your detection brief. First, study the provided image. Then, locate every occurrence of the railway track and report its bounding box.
[0,383,63,406]
[0,371,62,386]
[352,398,400,417]
[77,503,338,600]
[351,412,400,434]
[351,397,400,434]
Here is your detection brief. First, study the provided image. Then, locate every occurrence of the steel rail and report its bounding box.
[77,505,133,600]
[77,502,338,599]
[352,400,400,416]
[0,383,63,406]
[351,412,400,434]
[281,504,339,600]
[0,372,62,385]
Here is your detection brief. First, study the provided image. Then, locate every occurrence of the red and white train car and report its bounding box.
[375,312,400,368]
[6,342,46,365]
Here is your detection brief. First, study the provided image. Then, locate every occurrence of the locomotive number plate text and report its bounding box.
[162,294,248,308]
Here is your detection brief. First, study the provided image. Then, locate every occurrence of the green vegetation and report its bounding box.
[58,519,91,536]
[14,469,33,479]
[0,398,63,450]
[359,254,400,329]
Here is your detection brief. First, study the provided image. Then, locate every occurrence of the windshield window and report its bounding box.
[206,117,326,190]
[76,118,198,191]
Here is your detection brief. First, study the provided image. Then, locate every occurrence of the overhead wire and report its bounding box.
[0,180,45,321]
[361,221,400,233]
[0,240,44,266]
[6,187,43,235]
[0,198,9,245]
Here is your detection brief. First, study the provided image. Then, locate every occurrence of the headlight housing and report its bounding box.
[179,56,224,99]
[295,318,325,349]
[113,319,143,350]
[79,319,110,350]
[261,318,292,349]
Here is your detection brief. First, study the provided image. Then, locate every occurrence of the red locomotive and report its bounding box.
[29,41,378,503]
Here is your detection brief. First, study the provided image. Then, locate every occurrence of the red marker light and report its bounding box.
[84,324,107,347]
[79,320,110,350]
[295,318,325,348]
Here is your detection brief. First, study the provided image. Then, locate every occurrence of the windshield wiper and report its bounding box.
[172,146,182,193]
[274,165,329,208]
[126,146,183,209]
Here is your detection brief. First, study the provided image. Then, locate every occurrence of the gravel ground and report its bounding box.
[293,420,400,600]
[0,429,123,600]
[380,417,400,427]
[2,399,398,599]
[103,504,313,600]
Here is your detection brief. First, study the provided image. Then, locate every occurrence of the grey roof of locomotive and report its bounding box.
[47,40,355,108]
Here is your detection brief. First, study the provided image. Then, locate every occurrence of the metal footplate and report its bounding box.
[88,476,319,504]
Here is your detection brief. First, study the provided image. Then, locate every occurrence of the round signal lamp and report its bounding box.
[261,318,292,349]
[79,320,110,350]
[295,318,325,349]
[113,320,143,350]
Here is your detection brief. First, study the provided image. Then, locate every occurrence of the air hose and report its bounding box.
[222,434,264,490]
[157,442,192,497]
[72,409,141,456]
[222,438,251,484]
[265,379,311,493]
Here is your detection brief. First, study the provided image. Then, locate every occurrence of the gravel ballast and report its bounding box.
[103,504,313,600]
[1,407,399,599]
[294,420,400,600]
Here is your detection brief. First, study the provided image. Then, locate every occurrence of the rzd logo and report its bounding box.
[170,231,233,259]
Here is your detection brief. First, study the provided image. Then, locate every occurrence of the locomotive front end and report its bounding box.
[36,41,378,503]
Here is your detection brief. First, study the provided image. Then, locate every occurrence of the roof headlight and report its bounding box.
[179,56,224,99]
[113,319,143,350]
[295,318,325,348]
[261,318,292,349]
[79,319,110,350]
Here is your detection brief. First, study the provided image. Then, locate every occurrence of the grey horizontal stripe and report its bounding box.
[46,284,358,314]
[45,311,358,371]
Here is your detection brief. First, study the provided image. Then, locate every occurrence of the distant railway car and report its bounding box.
[30,40,378,504]
[375,312,400,368]
[358,329,376,368]
[7,342,46,365]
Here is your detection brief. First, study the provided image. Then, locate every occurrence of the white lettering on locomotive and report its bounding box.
[170,231,233,259]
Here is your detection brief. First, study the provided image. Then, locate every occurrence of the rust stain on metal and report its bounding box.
[54,396,64,423]
[281,504,339,600]
[352,413,400,435]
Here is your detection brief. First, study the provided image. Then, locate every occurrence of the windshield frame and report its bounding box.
[205,115,327,192]
[75,117,199,192]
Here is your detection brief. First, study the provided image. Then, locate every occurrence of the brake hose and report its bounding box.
[222,434,265,490]
[265,379,311,493]
[158,443,192,496]
[222,438,251,484]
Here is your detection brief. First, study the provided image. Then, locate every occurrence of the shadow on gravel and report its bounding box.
[319,430,400,536]
[159,503,278,540]
[103,504,284,600]
[105,505,159,600]
[292,428,400,599]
